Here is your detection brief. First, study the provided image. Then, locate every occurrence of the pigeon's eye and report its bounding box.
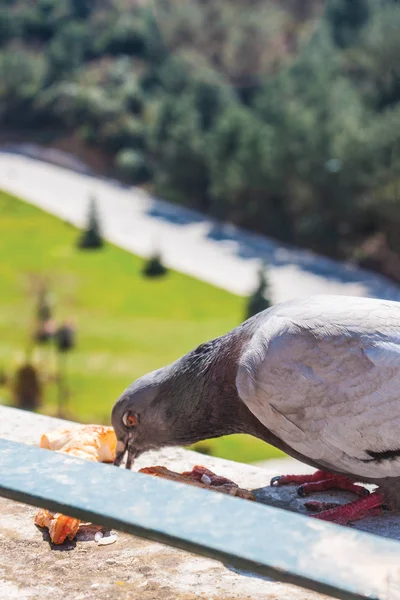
[123,411,138,428]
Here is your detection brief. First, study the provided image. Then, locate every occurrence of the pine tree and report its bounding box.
[142,251,168,278]
[77,196,104,250]
[245,262,272,319]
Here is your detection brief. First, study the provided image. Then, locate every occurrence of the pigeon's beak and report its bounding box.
[113,440,127,467]
[113,438,138,470]
[125,444,138,470]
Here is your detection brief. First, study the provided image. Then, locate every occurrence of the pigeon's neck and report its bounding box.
[159,325,265,446]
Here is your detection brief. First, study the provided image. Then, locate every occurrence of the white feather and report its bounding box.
[236,295,400,480]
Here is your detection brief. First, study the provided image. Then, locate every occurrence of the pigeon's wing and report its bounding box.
[236,296,400,479]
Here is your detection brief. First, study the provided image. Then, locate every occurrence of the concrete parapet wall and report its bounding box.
[0,405,398,600]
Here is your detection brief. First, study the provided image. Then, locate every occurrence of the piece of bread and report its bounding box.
[34,509,80,545]
[35,424,116,544]
[40,424,117,463]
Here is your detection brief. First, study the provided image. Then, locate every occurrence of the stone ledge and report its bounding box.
[0,405,399,600]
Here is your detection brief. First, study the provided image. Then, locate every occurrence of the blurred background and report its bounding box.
[1,0,400,464]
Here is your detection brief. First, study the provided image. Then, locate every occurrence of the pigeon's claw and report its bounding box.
[270,469,369,499]
[270,470,331,487]
[270,469,380,524]
[270,476,283,486]
[297,477,369,498]
[312,491,386,525]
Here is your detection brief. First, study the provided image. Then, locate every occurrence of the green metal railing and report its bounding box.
[0,438,399,600]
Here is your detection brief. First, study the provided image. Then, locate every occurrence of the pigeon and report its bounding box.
[112,295,400,524]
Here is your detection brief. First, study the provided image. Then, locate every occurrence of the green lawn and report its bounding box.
[0,190,285,463]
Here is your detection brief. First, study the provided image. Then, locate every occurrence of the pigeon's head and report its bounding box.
[111,368,169,469]
[111,334,255,469]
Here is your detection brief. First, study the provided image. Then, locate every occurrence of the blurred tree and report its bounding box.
[99,116,145,154]
[69,0,92,20]
[349,2,400,109]
[47,21,90,79]
[3,0,400,282]
[252,25,367,255]
[116,148,152,184]
[207,103,278,229]
[95,16,147,57]
[0,50,47,126]
[326,0,370,47]
[13,360,42,411]
[142,251,168,278]
[150,96,210,211]
[152,0,320,85]
[77,196,104,250]
[0,7,20,45]
[245,263,272,320]
[150,64,234,212]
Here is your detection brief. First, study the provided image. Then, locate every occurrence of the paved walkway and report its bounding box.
[1,148,400,301]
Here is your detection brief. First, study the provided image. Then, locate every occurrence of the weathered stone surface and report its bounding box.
[0,405,399,600]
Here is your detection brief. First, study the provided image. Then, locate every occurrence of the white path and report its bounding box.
[1,148,400,302]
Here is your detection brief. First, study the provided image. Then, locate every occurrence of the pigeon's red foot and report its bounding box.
[270,470,369,498]
[312,491,386,525]
[270,469,331,487]
[304,500,342,512]
[305,500,383,519]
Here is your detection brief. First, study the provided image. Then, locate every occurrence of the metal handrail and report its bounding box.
[0,438,398,600]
